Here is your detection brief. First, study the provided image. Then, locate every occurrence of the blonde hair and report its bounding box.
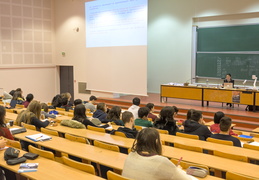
[16,100,41,126]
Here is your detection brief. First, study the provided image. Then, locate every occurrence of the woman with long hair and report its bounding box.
[153,106,179,135]
[106,106,124,126]
[73,104,109,128]
[0,106,14,140]
[122,128,191,180]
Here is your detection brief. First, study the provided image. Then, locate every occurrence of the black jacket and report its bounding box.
[117,127,138,139]
[154,119,179,135]
[93,110,109,123]
[183,120,211,140]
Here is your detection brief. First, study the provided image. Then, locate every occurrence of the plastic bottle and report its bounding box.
[206,79,209,87]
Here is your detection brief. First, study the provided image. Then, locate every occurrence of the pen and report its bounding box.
[36,135,43,140]
[176,157,183,167]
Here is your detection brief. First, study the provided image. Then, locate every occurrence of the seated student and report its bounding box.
[154,106,179,135]
[116,111,138,138]
[40,103,56,119]
[93,103,110,123]
[184,110,212,140]
[9,91,24,108]
[210,117,241,147]
[135,107,153,127]
[106,106,124,126]
[74,99,82,106]
[73,104,109,128]
[84,95,97,112]
[15,88,25,100]
[23,93,34,108]
[0,106,14,140]
[51,94,62,108]
[172,106,179,118]
[61,92,73,106]
[210,111,237,136]
[60,97,72,111]
[128,97,140,120]
[146,103,157,122]
[122,128,191,180]
[16,100,52,130]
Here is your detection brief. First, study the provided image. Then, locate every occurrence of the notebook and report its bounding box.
[18,163,39,173]
[25,133,52,142]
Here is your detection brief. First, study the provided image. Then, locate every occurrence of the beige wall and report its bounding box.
[0,0,57,102]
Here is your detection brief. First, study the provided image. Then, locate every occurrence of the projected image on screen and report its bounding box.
[85,0,148,47]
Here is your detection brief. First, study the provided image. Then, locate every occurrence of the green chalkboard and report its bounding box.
[197,24,259,52]
[196,53,259,79]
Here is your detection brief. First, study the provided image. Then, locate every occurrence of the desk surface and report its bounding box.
[0,148,103,180]
[45,125,259,178]
[13,128,221,180]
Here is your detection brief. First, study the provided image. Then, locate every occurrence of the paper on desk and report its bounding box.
[0,146,8,151]
[9,128,20,131]
[249,142,259,146]
[105,126,113,130]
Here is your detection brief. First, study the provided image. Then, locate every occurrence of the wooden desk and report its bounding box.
[161,84,257,109]
[203,88,254,105]
[13,128,221,180]
[160,85,203,105]
[48,124,259,162]
[15,128,259,179]
[0,148,104,180]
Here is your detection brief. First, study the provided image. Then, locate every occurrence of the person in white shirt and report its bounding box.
[127,97,140,120]
[122,128,192,180]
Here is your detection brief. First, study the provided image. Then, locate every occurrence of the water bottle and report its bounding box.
[206,79,209,87]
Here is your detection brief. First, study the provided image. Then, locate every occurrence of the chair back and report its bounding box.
[243,143,259,151]
[176,132,199,140]
[232,130,243,135]
[107,170,131,180]
[134,125,143,131]
[157,129,169,134]
[28,145,54,160]
[41,127,59,136]
[62,156,95,175]
[87,125,106,133]
[207,137,233,146]
[6,139,22,149]
[67,113,73,117]
[94,140,119,152]
[170,158,209,172]
[114,131,127,138]
[226,171,258,180]
[250,133,259,138]
[235,136,254,142]
[65,133,89,144]
[174,143,203,153]
[15,104,24,108]
[22,123,36,130]
[147,118,153,122]
[214,150,248,162]
[5,109,14,113]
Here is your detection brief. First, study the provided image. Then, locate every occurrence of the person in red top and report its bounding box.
[146,103,158,122]
[210,111,237,136]
[0,106,14,140]
[23,93,34,108]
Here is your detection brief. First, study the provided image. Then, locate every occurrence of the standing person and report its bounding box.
[23,93,34,108]
[128,97,141,120]
[84,95,97,112]
[135,107,153,127]
[210,117,241,147]
[106,106,124,126]
[93,103,110,123]
[146,103,157,122]
[122,128,191,180]
[184,110,212,140]
[116,111,138,138]
[0,106,14,140]
[154,106,179,135]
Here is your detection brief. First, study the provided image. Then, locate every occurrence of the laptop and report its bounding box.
[223,83,233,89]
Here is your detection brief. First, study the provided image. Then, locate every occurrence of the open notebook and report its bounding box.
[26,133,52,142]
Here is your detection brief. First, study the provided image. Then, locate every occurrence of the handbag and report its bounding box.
[4,147,20,161]
[6,157,27,165]
[186,166,208,178]
[23,152,39,160]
